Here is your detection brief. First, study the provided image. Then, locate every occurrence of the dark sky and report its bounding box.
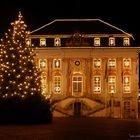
[0,0,139,44]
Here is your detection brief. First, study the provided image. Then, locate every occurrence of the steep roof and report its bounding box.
[30,19,133,38]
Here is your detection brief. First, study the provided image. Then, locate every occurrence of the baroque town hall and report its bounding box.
[28,19,139,119]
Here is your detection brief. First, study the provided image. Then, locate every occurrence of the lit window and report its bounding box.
[123,58,131,69]
[53,59,61,69]
[72,76,83,93]
[39,59,47,69]
[26,39,31,46]
[108,76,116,93]
[93,76,101,93]
[123,76,131,93]
[94,38,100,46]
[108,59,116,68]
[93,59,101,69]
[40,38,46,46]
[109,37,115,46]
[54,76,61,94]
[123,38,130,46]
[54,38,61,47]
[41,76,47,95]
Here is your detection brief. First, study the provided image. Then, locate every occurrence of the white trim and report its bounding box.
[123,75,131,93]
[72,76,83,96]
[30,19,134,39]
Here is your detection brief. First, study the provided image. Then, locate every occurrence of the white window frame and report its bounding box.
[123,37,130,46]
[40,38,46,46]
[54,76,61,94]
[72,76,83,95]
[54,38,61,47]
[94,38,100,46]
[41,75,48,95]
[93,76,101,94]
[108,59,116,69]
[93,58,101,69]
[123,75,131,93]
[53,59,61,69]
[123,58,131,69]
[108,76,116,94]
[109,37,115,46]
[26,39,31,46]
[39,59,47,69]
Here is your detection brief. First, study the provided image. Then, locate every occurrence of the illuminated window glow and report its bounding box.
[123,58,131,69]
[93,59,101,69]
[108,76,116,93]
[109,37,115,46]
[40,38,46,46]
[54,76,61,94]
[94,38,100,46]
[123,38,130,46]
[26,39,31,46]
[108,59,116,68]
[39,59,47,69]
[54,38,61,47]
[123,76,131,93]
[93,76,101,93]
[53,59,61,69]
[72,76,83,93]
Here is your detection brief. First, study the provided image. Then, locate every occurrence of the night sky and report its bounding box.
[0,0,140,44]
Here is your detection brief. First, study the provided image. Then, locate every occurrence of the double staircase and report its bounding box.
[51,95,110,117]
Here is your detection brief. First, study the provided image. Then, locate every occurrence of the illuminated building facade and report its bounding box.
[29,19,139,118]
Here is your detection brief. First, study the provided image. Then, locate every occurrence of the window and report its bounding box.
[26,39,31,46]
[40,38,46,46]
[41,76,47,94]
[123,58,131,69]
[123,38,130,46]
[108,76,116,93]
[93,76,101,93]
[109,37,115,46]
[124,101,130,113]
[93,59,101,69]
[94,38,100,46]
[72,76,83,93]
[108,59,116,68]
[39,59,47,69]
[54,38,61,47]
[54,76,61,94]
[123,76,131,93]
[53,59,61,69]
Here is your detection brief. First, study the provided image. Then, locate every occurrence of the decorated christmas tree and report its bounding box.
[0,12,42,99]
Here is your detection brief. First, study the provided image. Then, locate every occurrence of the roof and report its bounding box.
[30,19,133,39]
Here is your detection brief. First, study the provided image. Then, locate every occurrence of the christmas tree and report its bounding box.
[0,12,42,99]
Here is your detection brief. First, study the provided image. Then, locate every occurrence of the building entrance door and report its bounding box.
[74,102,81,117]
[72,76,83,97]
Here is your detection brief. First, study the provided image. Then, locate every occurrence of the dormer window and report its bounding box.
[94,38,100,46]
[26,39,31,46]
[123,38,130,46]
[40,38,46,46]
[109,37,115,46]
[54,38,61,47]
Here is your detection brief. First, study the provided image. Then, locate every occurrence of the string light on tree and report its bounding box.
[0,11,42,99]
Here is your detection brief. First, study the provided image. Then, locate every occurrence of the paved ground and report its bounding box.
[0,117,140,140]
